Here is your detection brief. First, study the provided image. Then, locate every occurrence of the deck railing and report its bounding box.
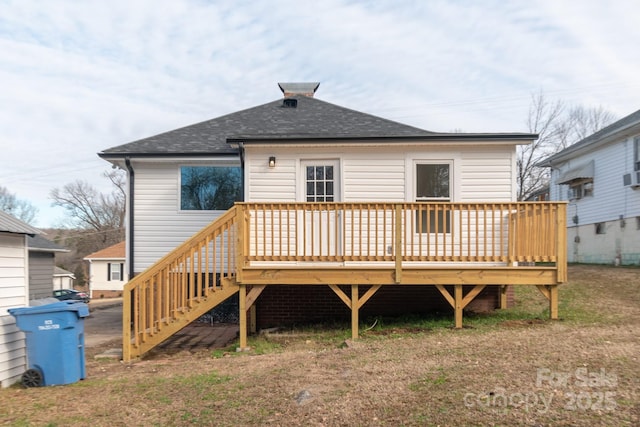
[241,202,566,265]
[123,202,566,360]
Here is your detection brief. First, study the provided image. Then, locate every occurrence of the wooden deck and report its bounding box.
[123,202,567,361]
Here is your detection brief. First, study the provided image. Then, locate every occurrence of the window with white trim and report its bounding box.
[415,163,451,233]
[568,179,593,200]
[108,263,123,281]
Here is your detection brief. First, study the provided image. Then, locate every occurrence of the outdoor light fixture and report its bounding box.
[269,156,276,168]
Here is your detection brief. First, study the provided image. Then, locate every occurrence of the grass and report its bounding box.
[1,265,638,426]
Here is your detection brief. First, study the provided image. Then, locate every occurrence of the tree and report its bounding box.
[517,92,615,201]
[50,170,126,247]
[49,170,126,287]
[0,186,38,224]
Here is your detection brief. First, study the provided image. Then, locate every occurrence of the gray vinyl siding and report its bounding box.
[28,252,53,300]
[550,134,640,264]
[552,136,640,225]
[0,233,28,388]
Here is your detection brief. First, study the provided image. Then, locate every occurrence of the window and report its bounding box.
[108,263,123,281]
[568,180,593,200]
[595,223,605,235]
[180,166,242,210]
[634,136,640,171]
[415,163,451,233]
[305,165,335,202]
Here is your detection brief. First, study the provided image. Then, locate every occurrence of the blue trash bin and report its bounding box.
[9,300,90,387]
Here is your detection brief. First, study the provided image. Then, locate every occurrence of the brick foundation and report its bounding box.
[254,284,513,329]
[91,290,123,299]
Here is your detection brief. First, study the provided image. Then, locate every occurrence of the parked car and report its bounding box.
[53,289,90,303]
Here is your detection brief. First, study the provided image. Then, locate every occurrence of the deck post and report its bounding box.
[122,288,132,362]
[499,285,509,309]
[454,285,463,328]
[556,203,568,283]
[549,285,559,320]
[394,205,402,283]
[238,284,248,350]
[351,285,359,339]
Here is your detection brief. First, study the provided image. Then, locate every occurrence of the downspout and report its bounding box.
[238,142,245,201]
[124,157,135,279]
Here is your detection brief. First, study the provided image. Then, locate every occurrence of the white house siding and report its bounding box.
[245,144,516,203]
[459,148,515,201]
[551,137,640,264]
[244,144,517,260]
[0,233,29,388]
[87,260,127,297]
[130,144,520,272]
[131,159,241,273]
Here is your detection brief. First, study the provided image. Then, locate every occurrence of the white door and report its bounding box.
[300,160,341,258]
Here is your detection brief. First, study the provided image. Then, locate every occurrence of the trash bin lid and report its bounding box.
[8,300,90,318]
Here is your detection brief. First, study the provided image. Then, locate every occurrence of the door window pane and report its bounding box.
[306,165,335,202]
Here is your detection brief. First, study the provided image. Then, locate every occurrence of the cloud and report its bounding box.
[0,0,638,226]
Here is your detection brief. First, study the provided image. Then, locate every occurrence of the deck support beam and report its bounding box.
[238,285,266,348]
[435,284,487,328]
[329,284,382,340]
[536,285,559,320]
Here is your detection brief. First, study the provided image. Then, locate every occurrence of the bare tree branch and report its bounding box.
[49,169,125,245]
[0,186,38,224]
[517,92,616,201]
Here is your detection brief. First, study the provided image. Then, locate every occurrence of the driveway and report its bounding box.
[85,300,122,347]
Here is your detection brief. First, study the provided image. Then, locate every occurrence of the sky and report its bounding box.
[1,0,639,228]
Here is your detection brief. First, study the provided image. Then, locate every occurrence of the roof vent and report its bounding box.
[282,98,298,108]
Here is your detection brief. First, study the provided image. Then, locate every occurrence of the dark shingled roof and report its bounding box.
[100,93,537,158]
[28,235,69,253]
[99,95,438,157]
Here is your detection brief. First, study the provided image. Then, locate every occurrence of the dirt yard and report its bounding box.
[1,265,638,426]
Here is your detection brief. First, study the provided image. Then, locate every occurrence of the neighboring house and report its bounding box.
[539,109,640,265]
[526,186,550,202]
[27,235,69,301]
[53,266,75,290]
[99,83,567,360]
[84,241,127,298]
[0,211,40,388]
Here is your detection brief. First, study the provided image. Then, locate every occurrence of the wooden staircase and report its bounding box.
[122,207,240,361]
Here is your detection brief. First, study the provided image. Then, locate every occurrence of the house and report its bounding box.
[99,83,567,360]
[53,267,75,290]
[0,210,40,388]
[539,109,640,265]
[84,241,127,298]
[27,235,69,301]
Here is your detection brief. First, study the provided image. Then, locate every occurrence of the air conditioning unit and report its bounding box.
[626,171,640,188]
